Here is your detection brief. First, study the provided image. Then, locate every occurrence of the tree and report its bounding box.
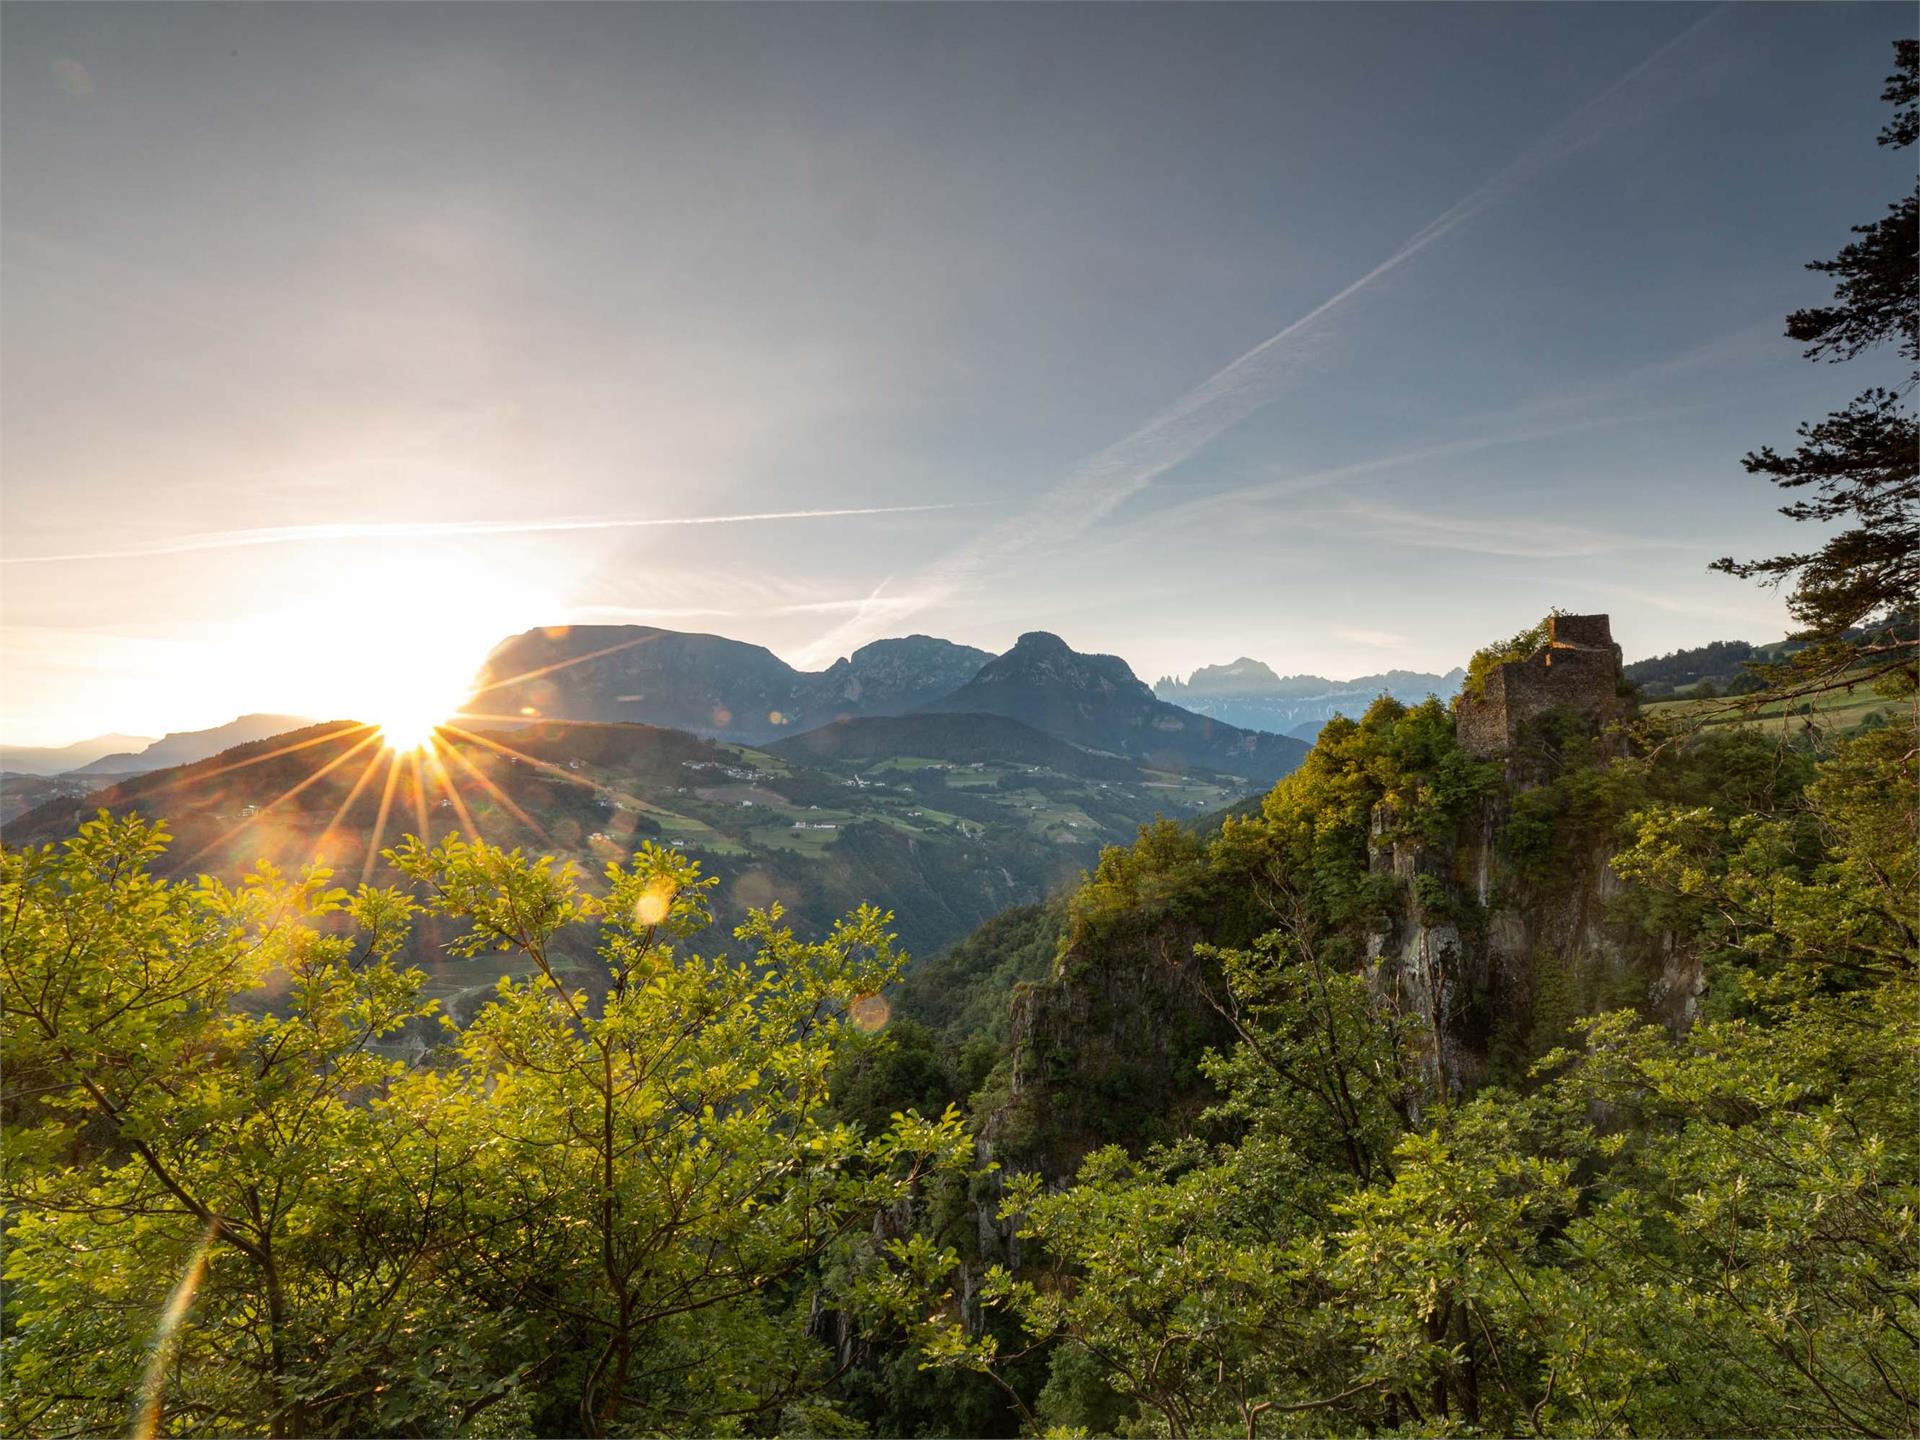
[1714,39,1919,691]
[1,815,449,1437]
[1,819,971,1437]
[384,833,970,1436]
[878,673,1916,1438]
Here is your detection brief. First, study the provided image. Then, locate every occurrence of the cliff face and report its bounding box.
[1364,791,1701,1099]
[986,782,1701,1184]
[985,915,1227,1179]
[983,616,1701,1182]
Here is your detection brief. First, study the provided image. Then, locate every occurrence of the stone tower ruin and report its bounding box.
[1455,613,1624,757]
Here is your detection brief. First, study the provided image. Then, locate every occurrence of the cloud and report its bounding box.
[2,503,971,565]
[800,7,1733,660]
[1333,626,1412,648]
[567,589,935,626]
[1340,502,1689,559]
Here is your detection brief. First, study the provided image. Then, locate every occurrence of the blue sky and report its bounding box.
[2,3,1910,743]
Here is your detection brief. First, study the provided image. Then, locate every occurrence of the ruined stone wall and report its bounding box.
[1455,670,1515,757]
[1549,613,1616,649]
[1501,646,1622,737]
[1456,614,1624,757]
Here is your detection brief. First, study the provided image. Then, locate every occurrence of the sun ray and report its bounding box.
[441,723,604,794]
[360,750,405,885]
[407,749,431,841]
[313,743,391,870]
[423,735,482,841]
[143,722,375,794]
[178,729,382,870]
[465,630,664,708]
[434,729,547,837]
[448,711,623,729]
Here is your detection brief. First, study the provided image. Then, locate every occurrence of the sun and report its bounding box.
[363,643,487,753]
[208,552,559,752]
[374,704,445,754]
[367,660,468,752]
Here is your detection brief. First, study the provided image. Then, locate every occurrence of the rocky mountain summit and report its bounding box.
[922,631,1307,783]
[1156,658,1465,739]
[804,635,993,716]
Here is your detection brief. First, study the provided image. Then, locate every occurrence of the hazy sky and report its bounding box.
[3,2,1910,744]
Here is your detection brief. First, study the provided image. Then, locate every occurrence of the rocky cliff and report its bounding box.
[982,617,1702,1181]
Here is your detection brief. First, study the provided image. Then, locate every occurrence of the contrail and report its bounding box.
[2,503,970,565]
[800,6,1731,663]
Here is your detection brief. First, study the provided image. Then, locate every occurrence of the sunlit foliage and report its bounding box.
[875,712,1916,1438]
[2,819,968,1438]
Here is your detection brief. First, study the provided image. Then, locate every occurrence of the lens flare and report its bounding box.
[132,1218,218,1440]
[633,875,676,927]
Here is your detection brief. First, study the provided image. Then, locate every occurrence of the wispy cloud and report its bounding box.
[1,504,970,565]
[568,587,937,628]
[800,7,1732,660]
[1334,626,1412,648]
[1340,502,1693,559]
[1118,400,1698,541]
[1058,304,1776,565]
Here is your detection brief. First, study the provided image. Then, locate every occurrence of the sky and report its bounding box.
[2,2,1911,745]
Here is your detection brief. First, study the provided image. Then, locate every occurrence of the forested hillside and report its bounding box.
[870,671,1914,1437]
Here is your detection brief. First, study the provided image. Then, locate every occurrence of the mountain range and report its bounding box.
[1154,657,1466,740]
[0,731,156,776]
[4,628,1308,969]
[922,631,1303,782]
[470,628,992,742]
[2,709,1248,982]
[475,625,1307,783]
[68,714,315,775]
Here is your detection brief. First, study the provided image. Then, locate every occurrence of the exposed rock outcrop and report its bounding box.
[985,613,1698,1180]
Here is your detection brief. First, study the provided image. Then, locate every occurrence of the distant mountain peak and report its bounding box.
[923,633,1305,783]
[1154,655,1466,735]
[68,713,314,776]
[973,633,1151,699]
[1010,630,1070,652]
[0,731,159,777]
[1181,656,1285,691]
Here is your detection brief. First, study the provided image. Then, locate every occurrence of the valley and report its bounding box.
[3,710,1245,1018]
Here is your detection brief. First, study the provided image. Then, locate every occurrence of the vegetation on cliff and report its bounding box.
[869,686,1914,1437]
